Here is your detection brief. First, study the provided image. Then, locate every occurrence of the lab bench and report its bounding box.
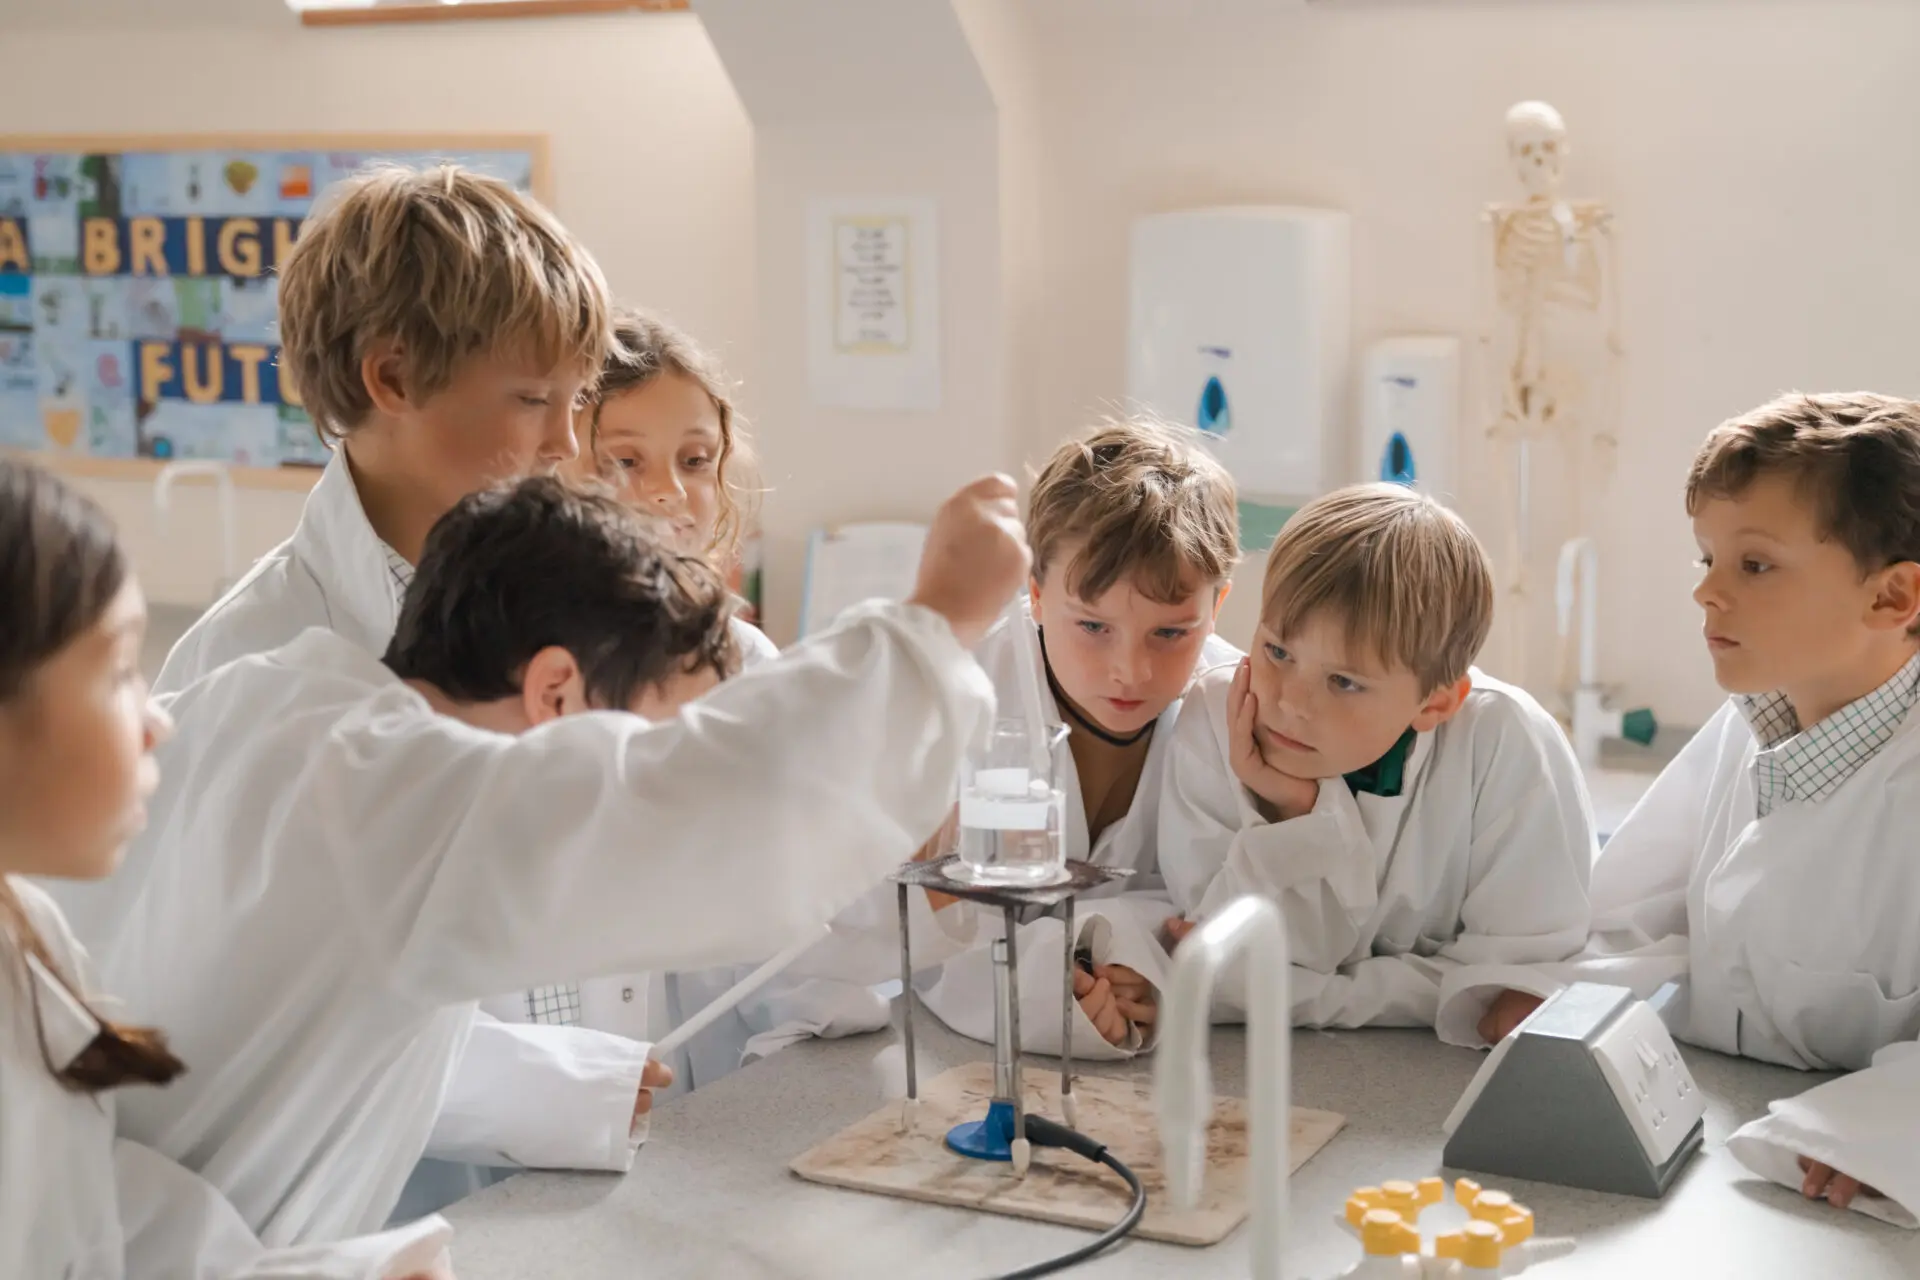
[441,1005,1920,1278]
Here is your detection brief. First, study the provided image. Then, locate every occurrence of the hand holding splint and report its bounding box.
[631,1059,675,1129]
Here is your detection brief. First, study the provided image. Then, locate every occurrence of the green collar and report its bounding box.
[1344,728,1418,798]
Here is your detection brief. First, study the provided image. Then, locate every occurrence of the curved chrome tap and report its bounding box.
[1155,894,1292,1279]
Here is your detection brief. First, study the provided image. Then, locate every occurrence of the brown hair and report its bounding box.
[1262,483,1494,693]
[384,475,740,709]
[0,459,184,1093]
[1027,417,1240,604]
[278,164,612,441]
[580,307,756,566]
[1687,392,1920,610]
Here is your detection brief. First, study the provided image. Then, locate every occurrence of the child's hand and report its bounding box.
[908,474,1031,649]
[1799,1156,1882,1209]
[1072,967,1131,1046]
[1477,988,1546,1044]
[632,1059,675,1128]
[396,1250,456,1280]
[1228,659,1319,821]
[1096,963,1157,1028]
[1164,916,1197,946]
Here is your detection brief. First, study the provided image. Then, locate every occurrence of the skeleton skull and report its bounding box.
[1505,100,1568,199]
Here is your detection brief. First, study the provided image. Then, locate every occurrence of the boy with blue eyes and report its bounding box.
[1157,484,1595,1047]
[912,419,1243,1055]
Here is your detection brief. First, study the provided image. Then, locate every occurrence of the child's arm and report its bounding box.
[421,1015,658,1173]
[1157,668,1377,974]
[1433,700,1743,1044]
[358,601,995,1008]
[114,1138,455,1279]
[1727,1041,1920,1229]
[1404,692,1596,1042]
[916,896,1171,1060]
[1588,702,1744,940]
[1190,691,1594,1036]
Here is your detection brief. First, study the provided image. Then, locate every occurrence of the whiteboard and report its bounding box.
[799,521,927,638]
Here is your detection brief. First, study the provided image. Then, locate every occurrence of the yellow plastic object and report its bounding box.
[1435,1220,1506,1270]
[1458,1182,1536,1243]
[1360,1208,1422,1257]
[1346,1178,1445,1226]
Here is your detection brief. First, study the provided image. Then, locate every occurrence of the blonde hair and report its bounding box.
[278,164,612,441]
[582,307,755,566]
[1262,484,1493,693]
[1027,417,1239,604]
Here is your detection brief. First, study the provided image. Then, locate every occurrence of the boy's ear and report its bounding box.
[1027,576,1045,626]
[361,341,413,417]
[1867,561,1920,635]
[1409,673,1473,732]
[519,646,593,727]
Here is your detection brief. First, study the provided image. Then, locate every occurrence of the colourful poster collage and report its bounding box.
[0,145,536,469]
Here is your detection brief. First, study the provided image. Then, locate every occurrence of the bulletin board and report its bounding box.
[0,134,549,489]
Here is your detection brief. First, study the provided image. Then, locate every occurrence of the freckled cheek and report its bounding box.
[1050,636,1106,702]
[1248,662,1286,710]
[685,484,720,530]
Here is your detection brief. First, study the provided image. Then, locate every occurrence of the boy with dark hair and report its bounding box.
[76,471,1025,1245]
[1512,393,1920,1226]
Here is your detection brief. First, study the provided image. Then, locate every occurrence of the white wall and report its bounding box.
[1013,0,1920,726]
[698,0,1014,642]
[11,0,1913,726]
[0,8,753,606]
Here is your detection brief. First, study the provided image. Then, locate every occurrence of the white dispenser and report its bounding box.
[1361,336,1461,501]
[1127,206,1352,504]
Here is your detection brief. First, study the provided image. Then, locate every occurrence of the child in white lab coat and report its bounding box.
[0,459,453,1277]
[1158,484,1595,1045]
[914,418,1243,1059]
[75,471,1022,1246]
[46,164,665,1226]
[529,307,882,1097]
[1550,393,1920,1226]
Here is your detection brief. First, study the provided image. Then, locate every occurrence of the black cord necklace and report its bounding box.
[1038,627,1157,748]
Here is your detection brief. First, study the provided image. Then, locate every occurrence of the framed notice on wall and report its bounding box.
[805,196,940,413]
[0,134,547,487]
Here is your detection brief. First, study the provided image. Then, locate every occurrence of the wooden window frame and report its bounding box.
[297,1,687,28]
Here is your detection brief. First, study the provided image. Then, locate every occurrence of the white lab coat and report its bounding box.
[1,877,453,1278]
[473,618,898,1106]
[914,604,1244,1060]
[644,620,902,1095]
[47,450,660,1194]
[1461,699,1920,1227]
[82,602,991,1245]
[1162,664,1595,1039]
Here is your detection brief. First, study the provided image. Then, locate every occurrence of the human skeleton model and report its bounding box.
[1481,101,1622,690]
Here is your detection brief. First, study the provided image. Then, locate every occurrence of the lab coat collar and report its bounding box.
[291,448,403,655]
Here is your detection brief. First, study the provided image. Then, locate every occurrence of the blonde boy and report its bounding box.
[1573,394,1920,1225]
[1159,484,1594,1045]
[47,166,657,1231]
[915,419,1242,1058]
